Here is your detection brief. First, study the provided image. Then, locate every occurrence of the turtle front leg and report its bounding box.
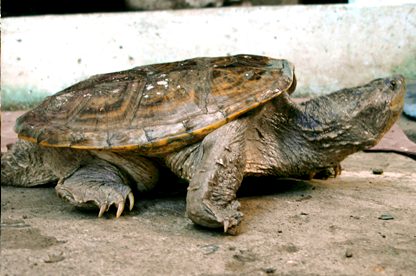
[185,120,246,234]
[56,160,134,218]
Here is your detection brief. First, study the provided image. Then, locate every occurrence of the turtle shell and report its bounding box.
[16,54,295,155]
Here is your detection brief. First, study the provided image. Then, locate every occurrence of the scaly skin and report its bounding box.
[165,75,405,233]
[1,75,405,233]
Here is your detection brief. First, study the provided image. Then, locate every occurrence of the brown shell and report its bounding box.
[16,54,295,155]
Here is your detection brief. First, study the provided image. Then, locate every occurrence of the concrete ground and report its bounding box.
[1,113,416,275]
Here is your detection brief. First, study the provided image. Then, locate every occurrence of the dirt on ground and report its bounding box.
[1,113,416,276]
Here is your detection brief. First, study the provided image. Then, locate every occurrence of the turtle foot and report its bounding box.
[56,178,135,218]
[56,161,135,218]
[187,199,243,235]
[98,192,135,218]
[313,164,342,179]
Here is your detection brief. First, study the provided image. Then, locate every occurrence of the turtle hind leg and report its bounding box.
[1,140,58,187]
[185,120,246,234]
[312,164,342,179]
[299,164,342,180]
[56,159,134,218]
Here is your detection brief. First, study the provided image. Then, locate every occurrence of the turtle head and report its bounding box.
[339,75,406,143]
[299,75,405,157]
[357,75,405,115]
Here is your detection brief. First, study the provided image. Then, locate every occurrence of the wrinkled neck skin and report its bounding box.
[168,76,404,180]
[245,91,397,177]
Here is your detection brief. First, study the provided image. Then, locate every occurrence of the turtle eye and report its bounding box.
[389,80,397,90]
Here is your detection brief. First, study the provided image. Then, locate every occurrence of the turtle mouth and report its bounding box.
[390,94,404,113]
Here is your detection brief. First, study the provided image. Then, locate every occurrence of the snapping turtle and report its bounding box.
[1,54,405,233]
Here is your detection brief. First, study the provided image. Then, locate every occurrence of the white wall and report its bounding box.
[1,4,415,108]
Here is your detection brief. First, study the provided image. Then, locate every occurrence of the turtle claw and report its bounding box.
[116,202,125,218]
[97,192,134,218]
[128,192,135,211]
[223,220,230,233]
[97,201,127,218]
[98,204,107,218]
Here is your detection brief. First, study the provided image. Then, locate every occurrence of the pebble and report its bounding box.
[296,195,312,202]
[200,244,219,255]
[262,267,276,274]
[345,249,353,258]
[233,250,257,263]
[44,252,65,263]
[378,214,394,220]
[372,168,384,175]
